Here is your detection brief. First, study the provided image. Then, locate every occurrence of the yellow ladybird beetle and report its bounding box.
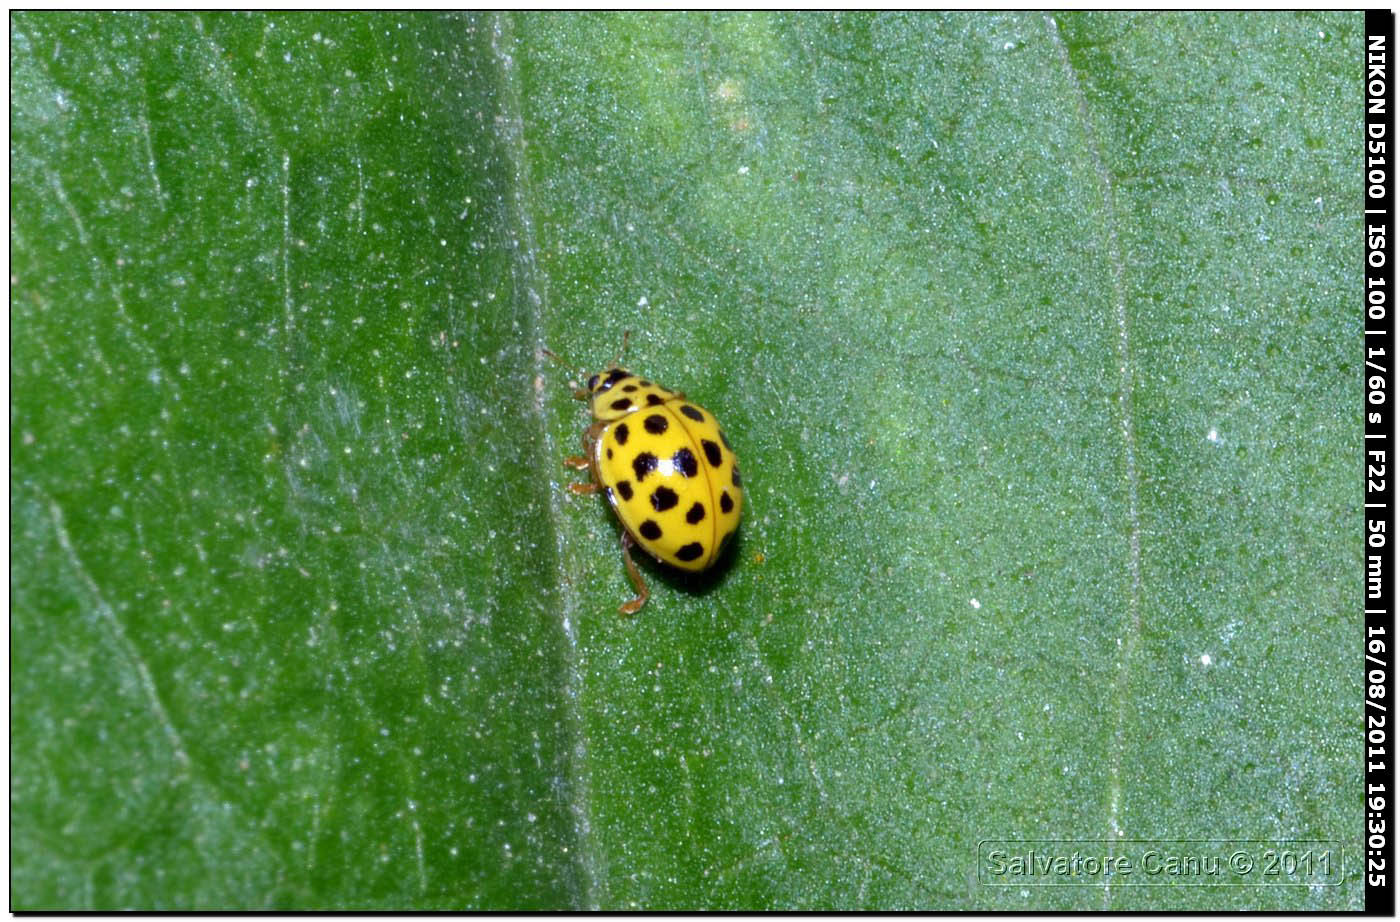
[548,337,743,614]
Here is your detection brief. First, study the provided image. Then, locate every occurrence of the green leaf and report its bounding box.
[11,11,1360,909]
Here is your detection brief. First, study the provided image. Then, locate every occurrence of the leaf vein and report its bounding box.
[45,493,193,774]
[490,12,598,909]
[1045,15,1145,907]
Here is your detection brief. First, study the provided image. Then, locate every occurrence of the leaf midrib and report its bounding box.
[1044,14,1146,905]
[489,11,599,910]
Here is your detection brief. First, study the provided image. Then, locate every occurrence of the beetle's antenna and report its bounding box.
[607,330,631,369]
[539,346,586,378]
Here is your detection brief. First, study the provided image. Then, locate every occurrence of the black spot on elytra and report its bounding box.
[701,439,722,467]
[613,422,629,446]
[732,466,743,487]
[675,541,704,562]
[610,397,634,412]
[644,413,669,434]
[615,480,633,501]
[632,452,658,481]
[639,520,662,541]
[719,429,732,450]
[646,393,665,406]
[650,485,678,511]
[673,447,698,477]
[686,501,706,524]
[623,384,638,392]
[639,379,652,387]
[720,490,734,514]
[680,404,705,422]
[606,447,613,460]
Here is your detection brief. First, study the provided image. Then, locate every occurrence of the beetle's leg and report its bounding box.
[618,530,649,616]
[565,420,607,484]
[563,425,594,469]
[563,430,591,470]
